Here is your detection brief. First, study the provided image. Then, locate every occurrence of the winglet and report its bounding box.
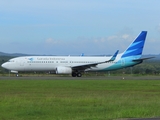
[81,53,84,56]
[107,50,119,62]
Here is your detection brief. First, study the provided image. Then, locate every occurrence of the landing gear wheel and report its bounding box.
[77,72,82,77]
[72,72,77,77]
[72,72,82,77]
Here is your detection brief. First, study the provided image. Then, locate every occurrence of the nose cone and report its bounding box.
[1,62,8,69]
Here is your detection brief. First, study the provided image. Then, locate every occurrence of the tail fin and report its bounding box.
[122,31,147,58]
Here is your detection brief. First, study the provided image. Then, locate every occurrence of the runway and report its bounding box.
[0,75,160,80]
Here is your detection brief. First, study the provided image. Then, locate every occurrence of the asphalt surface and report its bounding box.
[0,75,160,80]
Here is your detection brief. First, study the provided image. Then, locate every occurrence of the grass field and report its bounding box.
[0,78,160,120]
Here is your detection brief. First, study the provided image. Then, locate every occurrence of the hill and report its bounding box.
[0,51,160,59]
[0,52,29,57]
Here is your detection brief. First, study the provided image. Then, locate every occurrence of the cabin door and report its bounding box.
[121,59,125,66]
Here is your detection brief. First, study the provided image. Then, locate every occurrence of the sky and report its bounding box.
[0,0,160,55]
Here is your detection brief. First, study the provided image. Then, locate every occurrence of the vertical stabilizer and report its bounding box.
[122,31,147,58]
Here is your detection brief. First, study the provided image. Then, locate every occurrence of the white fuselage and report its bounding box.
[2,54,129,73]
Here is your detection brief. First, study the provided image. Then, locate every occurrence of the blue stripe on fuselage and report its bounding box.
[101,56,142,71]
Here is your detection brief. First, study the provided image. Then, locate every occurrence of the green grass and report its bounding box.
[0,79,160,120]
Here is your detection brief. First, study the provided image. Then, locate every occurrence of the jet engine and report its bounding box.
[56,66,72,74]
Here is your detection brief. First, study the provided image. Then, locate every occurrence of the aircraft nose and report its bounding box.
[1,63,5,68]
[1,63,8,69]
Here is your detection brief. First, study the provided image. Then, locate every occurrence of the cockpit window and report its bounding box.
[8,60,14,62]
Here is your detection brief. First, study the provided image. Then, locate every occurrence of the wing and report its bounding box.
[72,50,119,71]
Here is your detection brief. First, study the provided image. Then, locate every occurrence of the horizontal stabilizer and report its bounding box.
[133,57,155,62]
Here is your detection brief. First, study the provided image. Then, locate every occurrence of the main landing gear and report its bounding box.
[72,72,82,77]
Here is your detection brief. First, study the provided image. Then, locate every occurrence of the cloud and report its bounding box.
[68,33,133,54]
[94,37,107,43]
[45,38,59,45]
[107,35,118,41]
[93,33,131,43]
[121,34,129,39]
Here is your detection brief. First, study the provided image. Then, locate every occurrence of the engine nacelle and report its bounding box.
[56,66,72,74]
[11,70,18,73]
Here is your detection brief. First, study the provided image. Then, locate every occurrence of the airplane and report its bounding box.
[1,31,154,77]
